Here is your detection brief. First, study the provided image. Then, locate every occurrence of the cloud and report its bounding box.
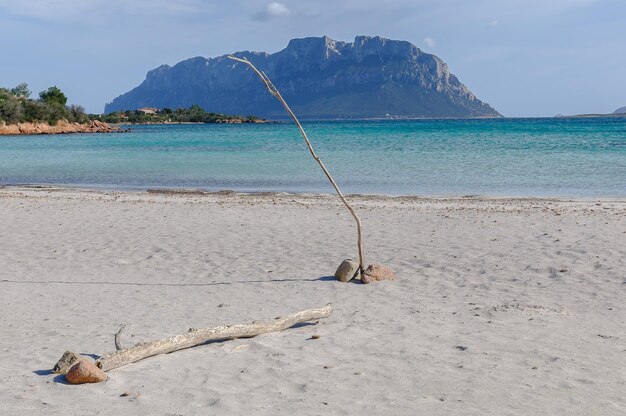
[253,2,292,21]
[0,0,89,20]
[0,0,202,21]
[488,19,499,27]
[423,37,435,48]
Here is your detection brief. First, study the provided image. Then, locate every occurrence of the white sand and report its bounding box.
[0,187,624,415]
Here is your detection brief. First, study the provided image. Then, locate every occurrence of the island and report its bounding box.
[105,35,502,119]
[557,106,626,118]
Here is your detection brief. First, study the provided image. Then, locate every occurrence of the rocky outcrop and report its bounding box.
[105,35,501,119]
[0,119,119,135]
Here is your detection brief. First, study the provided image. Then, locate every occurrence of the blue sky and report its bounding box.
[1,0,624,116]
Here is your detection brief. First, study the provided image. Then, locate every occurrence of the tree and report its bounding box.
[188,104,206,122]
[39,86,68,106]
[67,104,87,123]
[11,83,31,99]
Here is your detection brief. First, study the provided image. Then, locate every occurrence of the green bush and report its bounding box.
[0,83,73,125]
[22,100,50,123]
[0,91,24,124]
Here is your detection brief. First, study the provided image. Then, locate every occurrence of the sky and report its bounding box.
[1,0,624,116]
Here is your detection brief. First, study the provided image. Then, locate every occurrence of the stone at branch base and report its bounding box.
[65,360,108,384]
[52,351,84,374]
[361,264,395,284]
[334,259,360,282]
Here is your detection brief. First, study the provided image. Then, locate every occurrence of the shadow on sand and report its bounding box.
[1,275,349,287]
[33,370,70,385]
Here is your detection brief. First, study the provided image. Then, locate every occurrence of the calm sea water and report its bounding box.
[0,118,624,196]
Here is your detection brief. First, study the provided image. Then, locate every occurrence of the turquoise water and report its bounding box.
[0,118,625,196]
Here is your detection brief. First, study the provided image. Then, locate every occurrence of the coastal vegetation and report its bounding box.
[94,105,267,124]
[0,83,88,125]
[0,83,266,134]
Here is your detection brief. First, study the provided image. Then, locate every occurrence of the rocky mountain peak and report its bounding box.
[283,36,345,61]
[105,35,501,119]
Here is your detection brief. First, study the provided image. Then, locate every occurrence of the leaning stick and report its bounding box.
[96,304,332,372]
[227,55,365,277]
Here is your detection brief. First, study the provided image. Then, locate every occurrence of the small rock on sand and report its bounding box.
[65,360,108,384]
[334,259,360,282]
[361,264,395,284]
[52,351,84,374]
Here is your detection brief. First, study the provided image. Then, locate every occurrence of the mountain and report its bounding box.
[105,36,501,119]
[613,106,626,114]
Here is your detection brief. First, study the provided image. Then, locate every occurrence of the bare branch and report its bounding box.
[227,55,365,277]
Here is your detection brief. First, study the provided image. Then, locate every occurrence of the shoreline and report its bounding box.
[108,119,275,125]
[2,183,625,202]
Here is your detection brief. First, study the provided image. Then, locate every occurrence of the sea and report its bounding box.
[1,118,625,197]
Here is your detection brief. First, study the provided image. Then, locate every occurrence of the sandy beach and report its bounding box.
[0,186,624,415]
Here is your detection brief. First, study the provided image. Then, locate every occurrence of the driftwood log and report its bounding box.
[53,305,332,382]
[51,305,332,381]
[97,304,331,371]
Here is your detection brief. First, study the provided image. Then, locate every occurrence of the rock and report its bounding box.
[52,351,84,374]
[361,264,395,284]
[334,259,360,282]
[65,360,108,384]
[120,391,141,400]
[0,120,119,136]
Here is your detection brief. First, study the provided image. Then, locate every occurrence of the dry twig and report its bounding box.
[227,55,365,276]
[114,324,127,351]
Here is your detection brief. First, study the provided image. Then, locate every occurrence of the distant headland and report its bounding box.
[557,107,626,118]
[0,84,268,135]
[94,105,270,125]
[0,84,119,135]
[554,105,626,119]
